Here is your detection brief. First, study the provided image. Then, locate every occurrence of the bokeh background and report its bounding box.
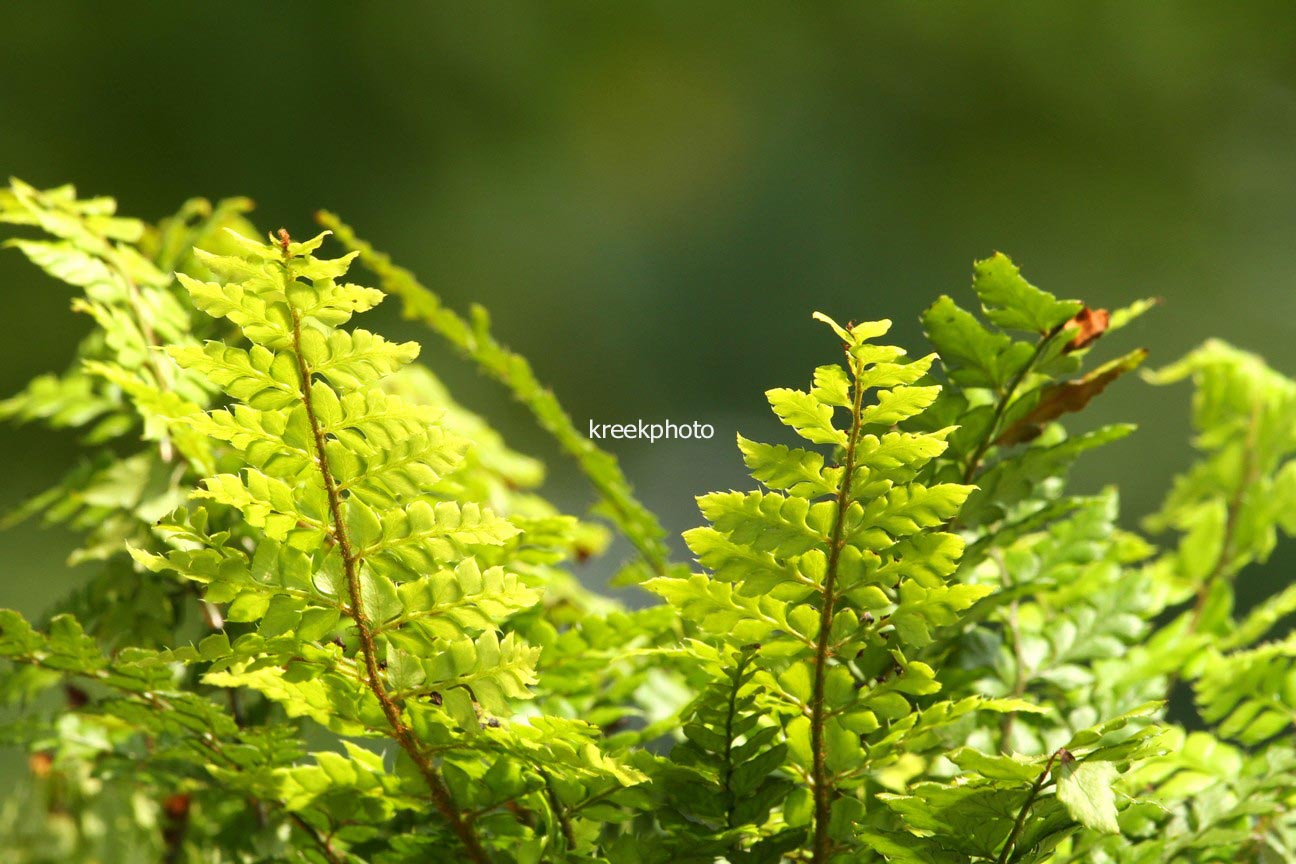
[3,3,1296,628]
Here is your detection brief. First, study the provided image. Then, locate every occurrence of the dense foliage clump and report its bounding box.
[2,178,1295,862]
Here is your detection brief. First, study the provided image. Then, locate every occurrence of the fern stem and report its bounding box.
[317,212,674,580]
[721,649,760,836]
[540,769,576,851]
[721,661,741,832]
[1167,402,1261,701]
[102,246,177,463]
[288,302,490,864]
[959,326,1062,486]
[287,813,345,864]
[810,354,867,863]
[996,749,1061,864]
[1194,402,1260,610]
[994,551,1026,753]
[998,598,1027,753]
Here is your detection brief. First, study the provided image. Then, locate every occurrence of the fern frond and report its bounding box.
[317,211,680,583]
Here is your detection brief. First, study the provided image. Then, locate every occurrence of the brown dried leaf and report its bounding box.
[163,793,192,819]
[1064,307,1110,352]
[27,751,53,778]
[996,348,1147,446]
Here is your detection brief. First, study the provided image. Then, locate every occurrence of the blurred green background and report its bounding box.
[3,2,1296,625]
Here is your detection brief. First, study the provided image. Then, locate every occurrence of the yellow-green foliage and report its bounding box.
[3,179,1296,863]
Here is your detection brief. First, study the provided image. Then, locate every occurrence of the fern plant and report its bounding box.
[649,313,982,857]
[0,182,650,863]
[645,308,1161,864]
[4,177,1296,863]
